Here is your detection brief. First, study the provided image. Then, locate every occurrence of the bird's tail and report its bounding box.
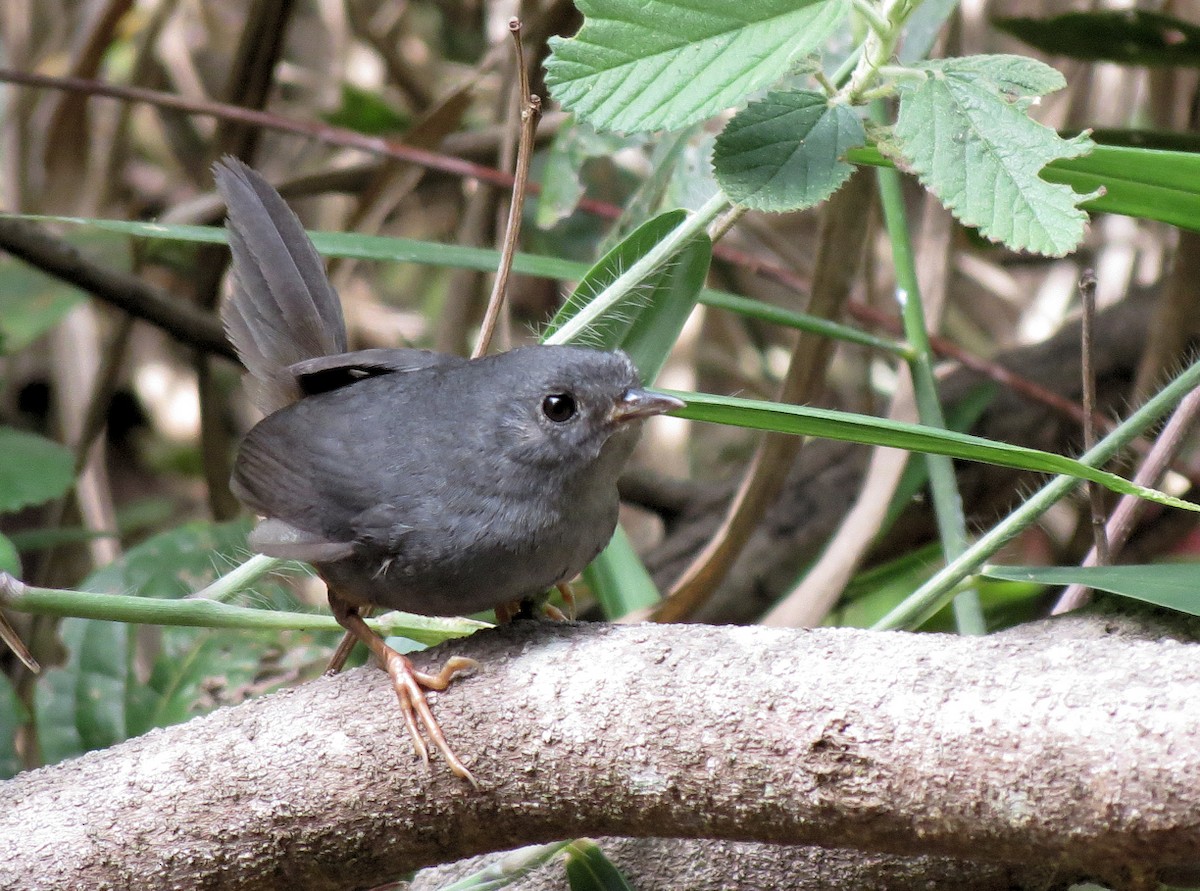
[213,157,348,414]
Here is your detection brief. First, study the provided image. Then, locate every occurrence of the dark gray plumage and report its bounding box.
[214,158,679,615]
[214,158,681,780]
[232,345,656,615]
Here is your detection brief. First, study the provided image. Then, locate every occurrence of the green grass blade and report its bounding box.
[670,389,1199,512]
[982,563,1200,616]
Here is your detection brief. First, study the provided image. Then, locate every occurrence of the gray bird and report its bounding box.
[214,158,682,782]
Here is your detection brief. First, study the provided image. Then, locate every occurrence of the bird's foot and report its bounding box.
[495,583,576,624]
[556,582,577,620]
[379,649,479,786]
[327,591,479,785]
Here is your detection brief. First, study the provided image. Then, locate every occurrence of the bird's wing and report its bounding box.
[214,157,348,414]
[288,348,465,397]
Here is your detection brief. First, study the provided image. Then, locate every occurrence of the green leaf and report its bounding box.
[432,842,573,891]
[898,0,961,64]
[545,0,849,133]
[614,231,711,383]
[0,534,19,577]
[714,90,865,212]
[922,54,1066,96]
[35,520,319,765]
[0,427,74,513]
[890,54,1099,256]
[581,526,661,618]
[1042,144,1200,234]
[544,209,712,382]
[994,10,1200,67]
[536,121,636,228]
[981,563,1200,616]
[671,389,1200,512]
[565,840,635,891]
[545,211,687,349]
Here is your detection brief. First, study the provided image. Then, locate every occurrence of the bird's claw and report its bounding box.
[380,648,479,787]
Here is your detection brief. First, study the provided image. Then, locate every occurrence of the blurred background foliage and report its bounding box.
[1,0,1199,814]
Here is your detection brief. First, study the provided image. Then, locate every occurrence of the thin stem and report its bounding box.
[473,19,540,359]
[190,553,284,602]
[1078,269,1110,565]
[544,193,729,346]
[851,0,891,36]
[839,0,919,105]
[0,572,488,645]
[874,104,984,636]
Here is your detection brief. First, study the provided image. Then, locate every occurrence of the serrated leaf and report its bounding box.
[0,427,74,513]
[545,0,849,134]
[714,90,865,211]
[981,563,1200,616]
[846,141,1200,233]
[891,56,1099,256]
[917,54,1065,97]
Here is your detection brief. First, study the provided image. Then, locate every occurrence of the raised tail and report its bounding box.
[214,157,348,414]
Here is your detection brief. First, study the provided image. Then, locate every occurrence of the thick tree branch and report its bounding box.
[2,615,1198,889]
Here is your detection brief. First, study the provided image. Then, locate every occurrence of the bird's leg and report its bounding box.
[325,618,369,674]
[327,591,479,785]
[556,582,577,620]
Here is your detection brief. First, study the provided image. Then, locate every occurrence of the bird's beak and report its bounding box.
[610,388,685,424]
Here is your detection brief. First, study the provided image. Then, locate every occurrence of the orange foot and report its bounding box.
[495,582,577,624]
[328,592,479,785]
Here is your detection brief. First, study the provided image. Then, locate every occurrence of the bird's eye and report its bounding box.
[542,393,577,423]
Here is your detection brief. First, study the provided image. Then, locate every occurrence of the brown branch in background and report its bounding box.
[762,197,954,630]
[38,0,133,210]
[0,68,526,198]
[0,216,234,359]
[1078,270,1109,566]
[471,18,540,360]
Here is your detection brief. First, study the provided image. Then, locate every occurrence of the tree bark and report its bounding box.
[2,611,1198,890]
